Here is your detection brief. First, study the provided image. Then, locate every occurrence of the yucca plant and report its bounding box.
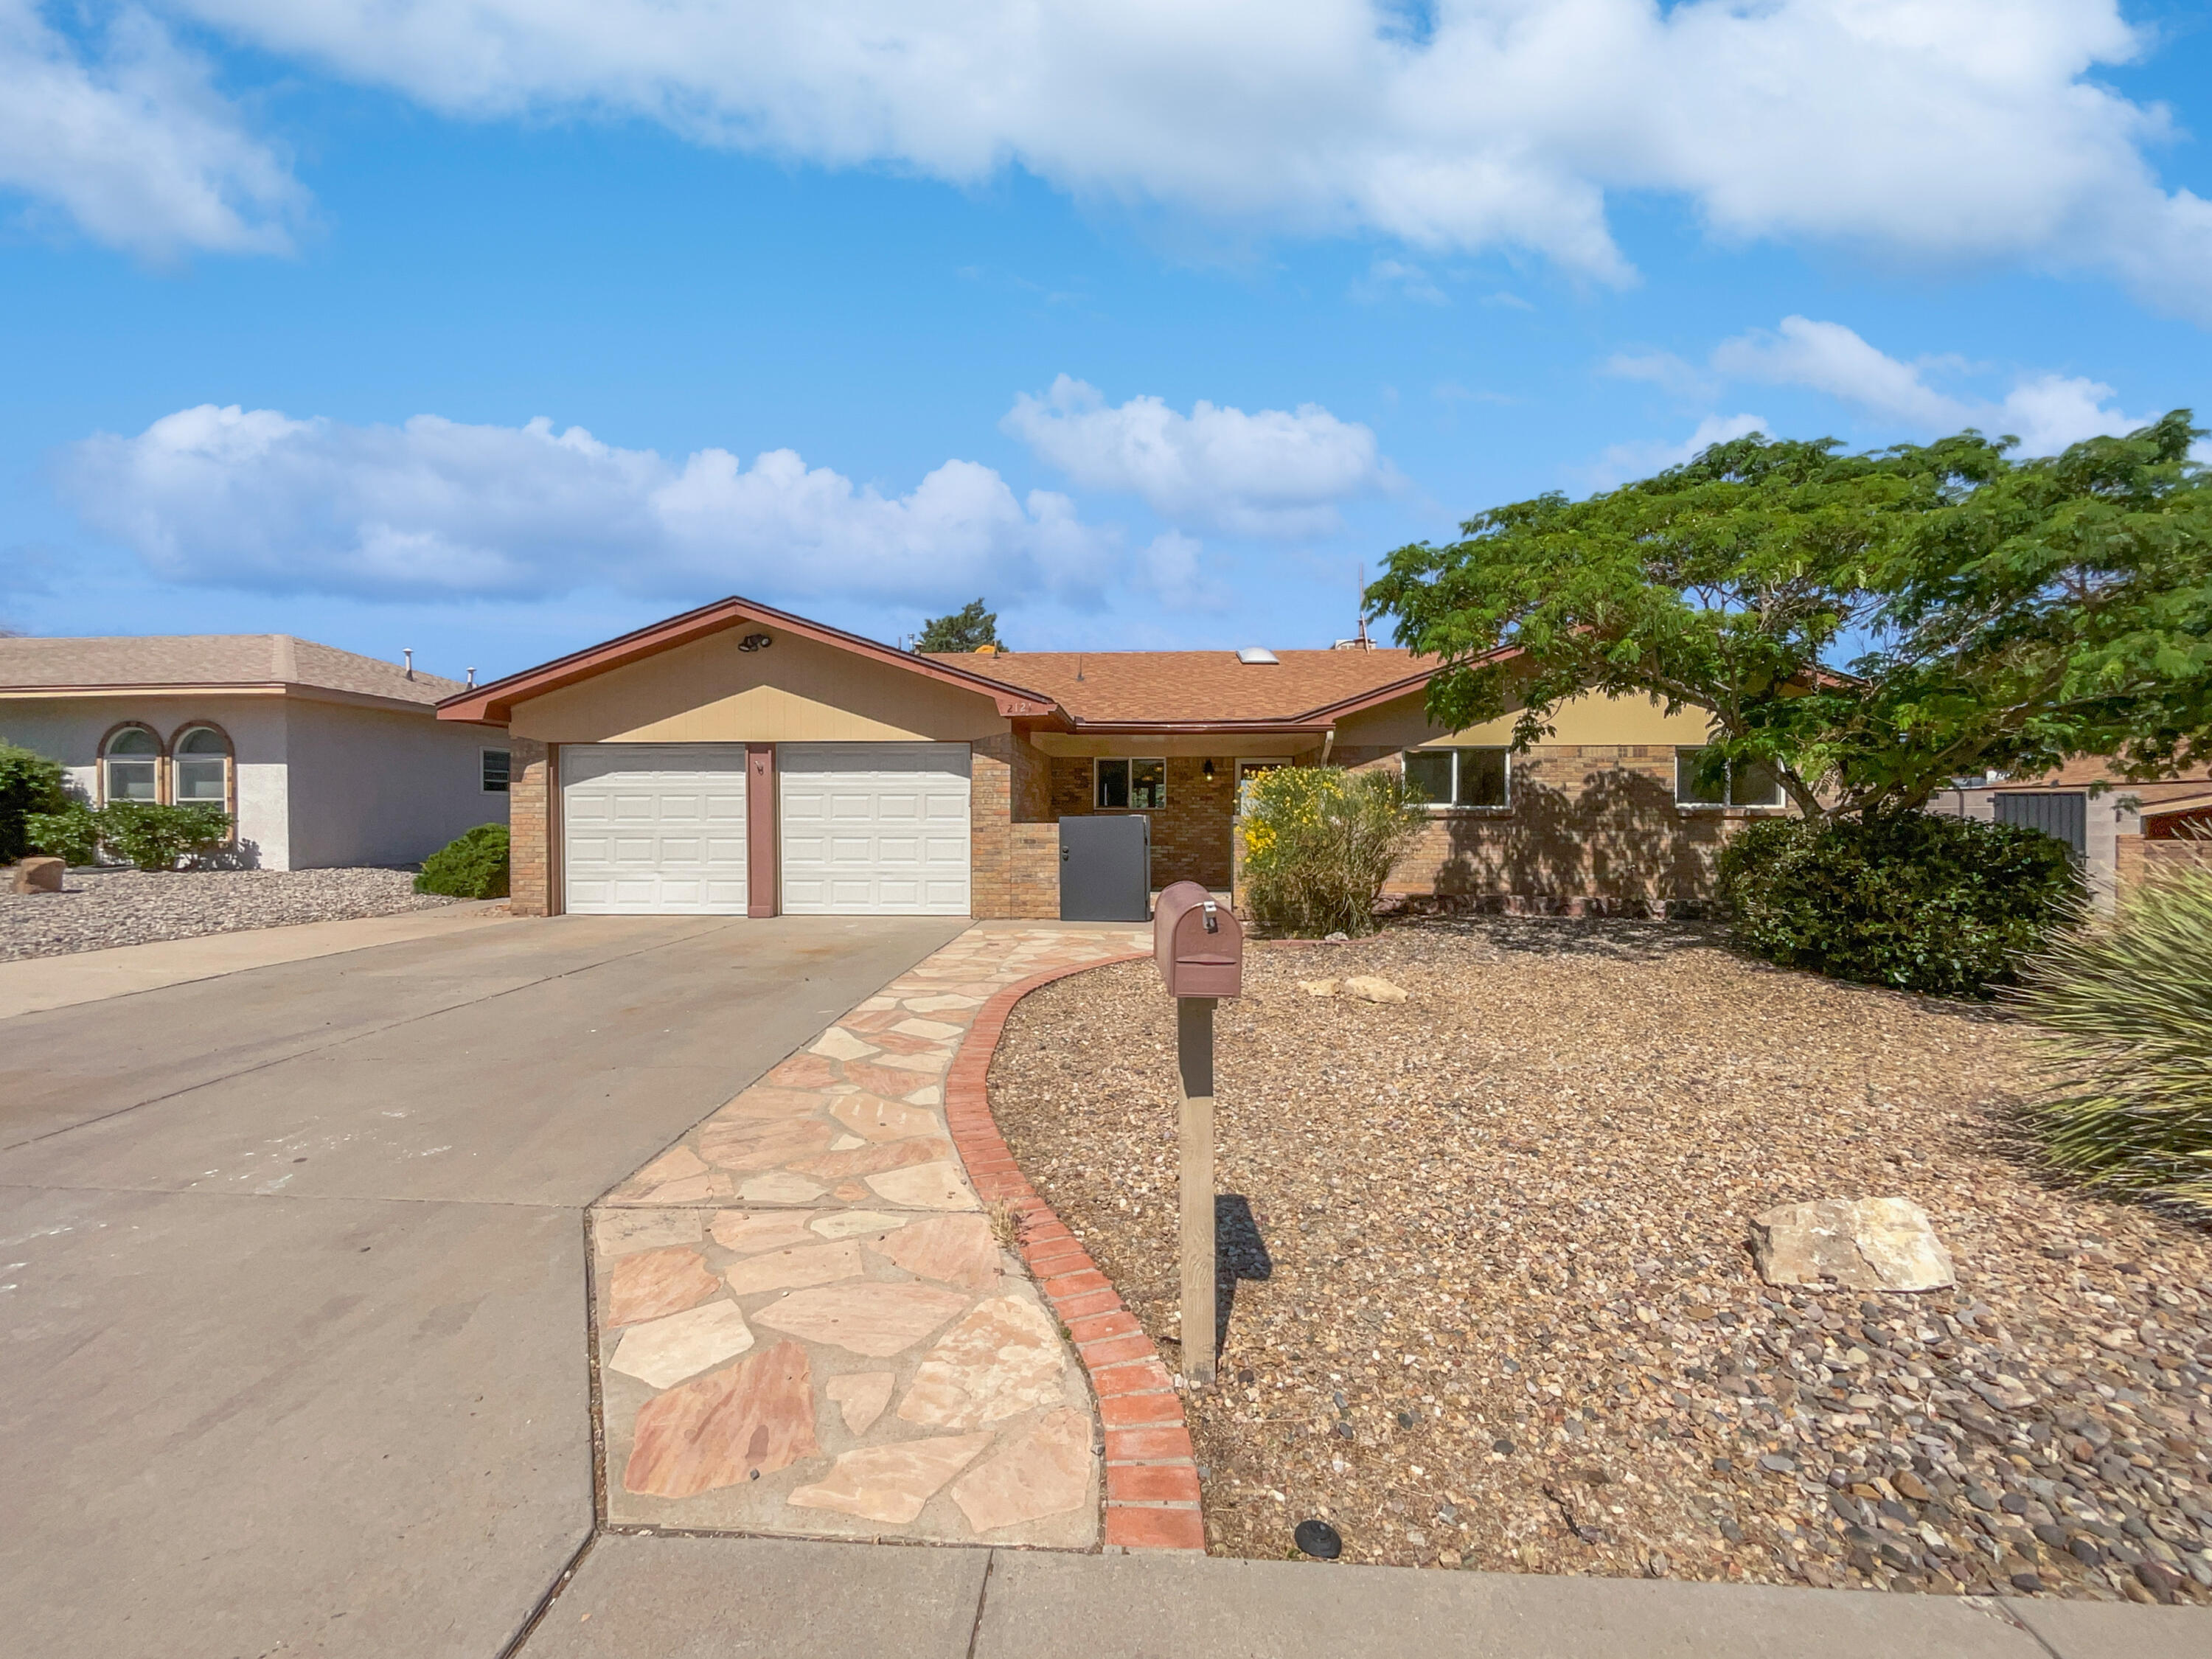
[2012,857,2212,1216]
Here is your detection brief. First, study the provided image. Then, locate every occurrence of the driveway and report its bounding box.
[0,913,965,1659]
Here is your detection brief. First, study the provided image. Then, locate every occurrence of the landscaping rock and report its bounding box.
[1298,978,1340,997]
[9,857,63,894]
[1342,975,1410,1003]
[0,866,455,961]
[1751,1197,1955,1292]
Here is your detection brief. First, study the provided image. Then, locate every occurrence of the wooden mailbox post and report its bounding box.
[1152,880,1243,1388]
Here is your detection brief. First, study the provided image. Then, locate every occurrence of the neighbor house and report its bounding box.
[1935,758,2212,907]
[437,595,1789,919]
[0,635,509,870]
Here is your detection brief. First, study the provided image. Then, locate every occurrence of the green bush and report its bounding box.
[97,802,232,871]
[23,801,99,866]
[2013,864,2212,1216]
[1717,810,2079,998]
[0,741,70,861]
[1238,766,1427,937]
[417,823,509,899]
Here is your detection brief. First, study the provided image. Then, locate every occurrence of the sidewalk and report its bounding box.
[0,899,512,1019]
[517,1533,2209,1658]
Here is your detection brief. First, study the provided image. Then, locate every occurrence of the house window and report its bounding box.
[481,748,512,793]
[1674,748,1784,808]
[1403,747,1509,809]
[102,727,160,803]
[173,726,230,805]
[1235,759,1286,814]
[1095,757,1166,810]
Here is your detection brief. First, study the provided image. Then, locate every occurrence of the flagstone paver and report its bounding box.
[588,925,1148,1548]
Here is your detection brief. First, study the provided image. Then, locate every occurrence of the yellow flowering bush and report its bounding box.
[1239,765,1425,936]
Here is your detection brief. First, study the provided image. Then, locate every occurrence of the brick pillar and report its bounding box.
[507,736,553,917]
[969,734,1013,919]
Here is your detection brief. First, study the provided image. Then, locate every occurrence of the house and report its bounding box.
[0,634,509,870]
[1935,758,2212,905]
[437,595,1787,919]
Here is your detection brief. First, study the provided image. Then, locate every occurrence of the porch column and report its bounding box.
[747,742,778,917]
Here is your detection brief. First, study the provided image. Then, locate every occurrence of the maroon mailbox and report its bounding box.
[1153,880,1242,999]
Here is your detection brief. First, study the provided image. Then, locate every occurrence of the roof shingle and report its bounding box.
[922,648,1432,725]
[0,635,459,706]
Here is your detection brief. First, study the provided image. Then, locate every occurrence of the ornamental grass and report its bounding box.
[2012,855,2212,1217]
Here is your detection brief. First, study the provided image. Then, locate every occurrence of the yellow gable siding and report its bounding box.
[507,628,1009,743]
[1335,686,1717,750]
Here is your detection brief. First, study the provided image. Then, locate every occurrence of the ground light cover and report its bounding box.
[987,917,2212,1602]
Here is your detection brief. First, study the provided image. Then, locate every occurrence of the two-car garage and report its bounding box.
[561,741,970,917]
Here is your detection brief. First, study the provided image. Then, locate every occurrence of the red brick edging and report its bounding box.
[942,950,1208,1553]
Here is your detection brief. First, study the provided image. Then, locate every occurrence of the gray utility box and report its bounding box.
[1060,814,1151,922]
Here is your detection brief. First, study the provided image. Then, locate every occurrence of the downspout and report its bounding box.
[1321,728,1335,765]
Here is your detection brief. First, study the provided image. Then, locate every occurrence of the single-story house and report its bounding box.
[0,634,510,870]
[437,595,1789,920]
[1935,759,2212,905]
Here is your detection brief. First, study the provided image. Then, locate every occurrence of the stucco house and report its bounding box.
[0,635,509,870]
[437,595,1789,920]
[1935,758,2212,906]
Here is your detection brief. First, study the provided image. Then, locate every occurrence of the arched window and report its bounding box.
[102,726,161,803]
[173,726,232,807]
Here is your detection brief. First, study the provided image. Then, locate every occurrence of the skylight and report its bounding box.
[1236,647,1280,664]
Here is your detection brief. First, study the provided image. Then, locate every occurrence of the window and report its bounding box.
[102,726,160,802]
[1674,748,1785,808]
[1235,759,1285,814]
[173,726,229,804]
[1403,747,1509,809]
[481,748,512,793]
[1095,757,1166,810]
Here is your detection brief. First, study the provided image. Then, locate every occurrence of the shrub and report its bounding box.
[0,741,69,861]
[1239,766,1426,937]
[97,802,232,871]
[23,801,99,866]
[417,823,509,899]
[1717,810,2079,998]
[2013,864,2212,1216]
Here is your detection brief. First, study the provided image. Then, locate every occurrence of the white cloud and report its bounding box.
[1003,375,1396,538]
[1590,412,1768,490]
[0,1,303,257]
[117,0,2211,316]
[1350,256,1446,305]
[1712,316,2154,453]
[60,404,1114,603]
[1603,350,1717,401]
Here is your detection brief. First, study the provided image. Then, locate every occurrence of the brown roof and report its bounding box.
[1982,757,2212,805]
[924,648,1439,727]
[0,634,459,706]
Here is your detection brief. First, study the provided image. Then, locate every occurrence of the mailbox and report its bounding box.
[1153,879,1242,999]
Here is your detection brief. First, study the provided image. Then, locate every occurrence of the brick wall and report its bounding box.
[1010,824,1060,919]
[507,735,552,916]
[969,735,1014,919]
[1343,742,1767,911]
[2118,834,2211,891]
[1050,754,1239,889]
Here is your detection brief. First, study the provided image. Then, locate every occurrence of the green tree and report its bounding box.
[916,599,1004,653]
[1368,412,2212,822]
[0,740,70,861]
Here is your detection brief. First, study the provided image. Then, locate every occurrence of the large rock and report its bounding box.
[1750,1197,1955,1292]
[10,857,63,894]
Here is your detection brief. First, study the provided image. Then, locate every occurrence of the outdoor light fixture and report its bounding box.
[1203,759,1216,780]
[737,633,773,653]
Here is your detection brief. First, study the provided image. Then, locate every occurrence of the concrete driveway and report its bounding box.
[0,913,965,1659]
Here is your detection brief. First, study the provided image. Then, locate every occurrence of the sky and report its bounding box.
[3,0,2210,685]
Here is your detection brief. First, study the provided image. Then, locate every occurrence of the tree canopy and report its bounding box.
[916,599,1004,654]
[1368,411,2212,821]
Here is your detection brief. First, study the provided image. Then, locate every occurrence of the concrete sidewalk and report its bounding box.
[517,1534,2210,1659]
[0,897,512,1018]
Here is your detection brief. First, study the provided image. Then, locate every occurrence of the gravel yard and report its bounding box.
[989,917,2212,1604]
[0,867,460,961]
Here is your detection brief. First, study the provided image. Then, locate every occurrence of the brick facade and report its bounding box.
[969,734,1014,920]
[1049,754,1239,890]
[507,736,552,917]
[1343,742,1764,911]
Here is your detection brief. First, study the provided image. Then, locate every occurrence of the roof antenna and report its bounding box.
[1356,563,1372,650]
[1076,651,1085,682]
[403,647,414,681]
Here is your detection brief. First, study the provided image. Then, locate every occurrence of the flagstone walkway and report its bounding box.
[589,925,1150,1550]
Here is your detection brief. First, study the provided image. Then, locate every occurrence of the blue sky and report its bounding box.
[4,0,2210,684]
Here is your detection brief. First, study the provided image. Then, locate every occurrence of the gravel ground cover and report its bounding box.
[0,867,459,961]
[988,917,2212,1604]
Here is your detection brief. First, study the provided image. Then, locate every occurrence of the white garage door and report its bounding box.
[779,742,970,915]
[563,744,748,915]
